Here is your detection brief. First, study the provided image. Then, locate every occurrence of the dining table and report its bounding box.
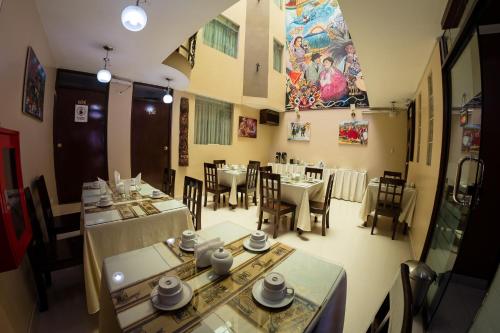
[217,166,247,206]
[98,222,347,333]
[359,179,418,227]
[81,180,194,314]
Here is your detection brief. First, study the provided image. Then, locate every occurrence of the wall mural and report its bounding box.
[285,0,369,111]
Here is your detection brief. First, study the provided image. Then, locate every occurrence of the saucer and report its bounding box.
[243,239,271,252]
[151,193,164,199]
[179,242,195,252]
[251,279,294,309]
[96,201,113,208]
[151,283,193,311]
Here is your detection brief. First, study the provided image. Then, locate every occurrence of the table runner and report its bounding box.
[111,235,249,312]
[122,243,295,333]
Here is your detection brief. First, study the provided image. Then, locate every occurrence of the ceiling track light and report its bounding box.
[121,0,148,32]
[97,45,113,83]
[163,78,173,104]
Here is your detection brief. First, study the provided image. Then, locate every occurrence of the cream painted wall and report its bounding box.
[267,1,286,110]
[0,0,57,330]
[407,43,443,259]
[269,110,407,181]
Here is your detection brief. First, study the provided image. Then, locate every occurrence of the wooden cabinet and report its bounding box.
[0,128,32,272]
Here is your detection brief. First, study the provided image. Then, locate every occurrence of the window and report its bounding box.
[203,15,239,58]
[195,97,233,145]
[427,73,434,166]
[273,39,283,73]
[273,0,283,9]
[416,93,422,163]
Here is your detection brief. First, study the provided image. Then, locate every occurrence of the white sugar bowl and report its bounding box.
[210,247,233,275]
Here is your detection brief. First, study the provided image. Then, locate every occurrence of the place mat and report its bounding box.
[111,191,143,203]
[227,287,320,333]
[137,200,160,215]
[111,235,249,313]
[122,243,295,333]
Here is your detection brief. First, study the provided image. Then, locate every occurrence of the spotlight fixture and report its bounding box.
[163,79,173,104]
[121,0,148,32]
[96,45,113,83]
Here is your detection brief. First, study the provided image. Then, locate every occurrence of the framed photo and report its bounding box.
[238,116,257,138]
[461,124,480,152]
[339,120,368,145]
[288,122,311,141]
[22,47,46,121]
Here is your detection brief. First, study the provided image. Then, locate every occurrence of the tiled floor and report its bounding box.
[34,199,413,333]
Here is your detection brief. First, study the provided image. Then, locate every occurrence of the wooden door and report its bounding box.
[131,86,171,189]
[53,82,108,204]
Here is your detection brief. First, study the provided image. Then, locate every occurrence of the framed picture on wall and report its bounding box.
[339,120,368,145]
[288,122,311,141]
[238,116,257,138]
[22,47,46,121]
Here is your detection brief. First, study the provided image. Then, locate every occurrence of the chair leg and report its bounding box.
[371,214,378,235]
[322,213,326,236]
[392,217,397,240]
[273,214,279,239]
[245,192,249,210]
[403,222,408,235]
[315,216,318,223]
[214,194,218,211]
[258,210,263,230]
[204,190,207,207]
[326,210,330,228]
[253,193,257,205]
[290,210,296,231]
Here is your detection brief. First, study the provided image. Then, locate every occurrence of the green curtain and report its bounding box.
[273,40,283,73]
[195,97,233,145]
[203,16,239,58]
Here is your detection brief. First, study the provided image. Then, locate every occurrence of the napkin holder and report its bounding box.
[194,238,223,268]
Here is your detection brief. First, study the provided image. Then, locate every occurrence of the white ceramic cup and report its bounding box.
[157,276,183,305]
[116,182,125,194]
[181,230,197,248]
[152,189,161,197]
[249,230,267,249]
[261,272,294,301]
[99,195,111,204]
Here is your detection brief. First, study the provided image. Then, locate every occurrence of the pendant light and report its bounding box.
[121,0,148,32]
[163,79,173,104]
[97,45,113,83]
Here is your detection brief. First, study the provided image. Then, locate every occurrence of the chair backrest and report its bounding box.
[24,187,44,246]
[35,175,56,242]
[259,172,281,211]
[204,163,218,192]
[323,173,335,211]
[162,168,176,197]
[245,163,259,190]
[305,167,323,180]
[249,160,261,167]
[183,176,203,230]
[259,165,273,174]
[387,263,413,333]
[213,160,226,169]
[384,170,403,179]
[376,177,405,212]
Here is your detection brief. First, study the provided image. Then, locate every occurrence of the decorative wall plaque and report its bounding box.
[179,97,189,166]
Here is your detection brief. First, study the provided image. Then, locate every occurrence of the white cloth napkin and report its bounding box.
[194,237,224,268]
[114,170,120,185]
[135,173,141,185]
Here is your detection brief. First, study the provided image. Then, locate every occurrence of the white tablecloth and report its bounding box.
[359,181,418,226]
[267,163,367,202]
[217,169,247,205]
[99,222,346,333]
[81,181,193,314]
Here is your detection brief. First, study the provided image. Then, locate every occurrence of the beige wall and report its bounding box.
[407,43,443,259]
[0,0,56,330]
[269,110,407,181]
[267,0,286,110]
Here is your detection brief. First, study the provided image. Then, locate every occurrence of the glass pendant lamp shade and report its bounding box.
[163,92,173,104]
[121,4,147,32]
[97,69,112,83]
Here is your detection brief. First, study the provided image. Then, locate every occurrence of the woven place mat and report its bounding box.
[122,243,295,333]
[84,203,139,220]
[111,235,249,313]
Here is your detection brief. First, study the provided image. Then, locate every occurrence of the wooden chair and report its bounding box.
[35,175,81,242]
[162,168,176,197]
[237,163,259,209]
[25,187,83,311]
[384,170,403,179]
[369,263,413,333]
[309,173,335,236]
[258,172,296,238]
[259,165,273,173]
[183,176,202,230]
[203,163,230,211]
[305,167,323,180]
[371,177,406,240]
[213,160,226,169]
[249,160,261,167]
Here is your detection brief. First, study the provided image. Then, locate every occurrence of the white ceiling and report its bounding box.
[35,0,238,90]
[338,0,447,108]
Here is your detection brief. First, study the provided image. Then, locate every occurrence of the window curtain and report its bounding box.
[203,16,239,58]
[195,97,233,145]
[273,40,283,73]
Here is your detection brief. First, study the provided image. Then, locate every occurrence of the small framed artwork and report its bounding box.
[461,124,480,153]
[238,116,257,138]
[339,120,368,145]
[22,47,46,121]
[288,122,311,141]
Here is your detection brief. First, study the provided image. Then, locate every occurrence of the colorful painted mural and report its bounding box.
[285,0,369,111]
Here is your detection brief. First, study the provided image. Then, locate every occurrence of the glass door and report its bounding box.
[424,32,483,320]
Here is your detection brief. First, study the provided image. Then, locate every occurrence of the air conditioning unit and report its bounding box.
[259,109,280,126]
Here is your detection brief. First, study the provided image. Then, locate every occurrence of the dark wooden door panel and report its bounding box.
[131,98,171,189]
[54,87,108,203]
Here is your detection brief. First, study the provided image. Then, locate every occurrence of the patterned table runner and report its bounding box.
[122,243,295,333]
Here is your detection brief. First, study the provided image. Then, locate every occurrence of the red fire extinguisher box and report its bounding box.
[0,128,32,272]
